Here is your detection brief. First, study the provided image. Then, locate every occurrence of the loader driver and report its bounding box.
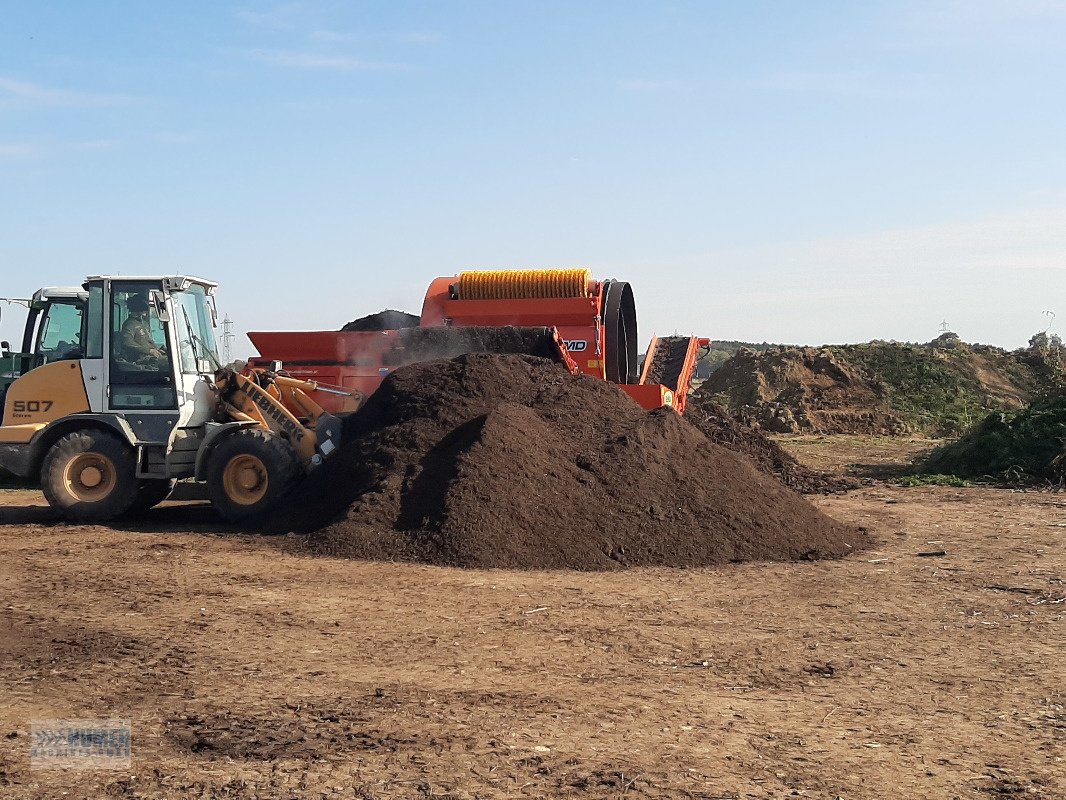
[120,294,167,368]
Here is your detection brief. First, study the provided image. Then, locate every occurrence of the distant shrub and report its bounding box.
[894,474,972,487]
[920,395,1066,483]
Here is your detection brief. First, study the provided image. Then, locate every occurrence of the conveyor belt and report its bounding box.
[642,336,691,392]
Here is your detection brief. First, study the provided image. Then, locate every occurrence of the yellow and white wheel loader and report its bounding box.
[0,276,356,522]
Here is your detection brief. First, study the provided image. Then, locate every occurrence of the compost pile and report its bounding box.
[340,309,420,332]
[268,353,862,569]
[684,394,858,494]
[385,326,563,364]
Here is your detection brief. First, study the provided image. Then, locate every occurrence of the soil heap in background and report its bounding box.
[699,337,1057,438]
[683,394,858,494]
[340,309,421,332]
[268,354,863,569]
[698,346,906,435]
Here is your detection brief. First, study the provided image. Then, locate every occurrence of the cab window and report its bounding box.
[108,281,176,410]
[85,283,104,359]
[174,284,219,374]
[35,301,84,363]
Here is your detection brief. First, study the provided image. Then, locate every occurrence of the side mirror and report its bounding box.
[149,289,170,323]
[1,340,9,357]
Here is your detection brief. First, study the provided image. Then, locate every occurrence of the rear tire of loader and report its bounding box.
[41,429,139,521]
[205,429,301,523]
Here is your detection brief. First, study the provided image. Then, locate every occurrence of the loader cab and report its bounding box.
[85,276,220,417]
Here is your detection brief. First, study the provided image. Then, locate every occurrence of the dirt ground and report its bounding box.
[1,438,1063,799]
[773,435,945,479]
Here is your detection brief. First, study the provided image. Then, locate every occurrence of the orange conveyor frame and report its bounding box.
[248,269,708,414]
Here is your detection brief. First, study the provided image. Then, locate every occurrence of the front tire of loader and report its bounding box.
[205,429,301,523]
[41,429,139,521]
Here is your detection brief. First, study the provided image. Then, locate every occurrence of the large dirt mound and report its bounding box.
[699,346,904,435]
[699,337,1057,437]
[683,394,858,494]
[268,354,862,569]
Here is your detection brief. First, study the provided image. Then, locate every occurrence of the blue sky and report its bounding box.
[1,1,1064,356]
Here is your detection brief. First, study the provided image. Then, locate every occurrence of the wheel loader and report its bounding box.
[0,275,357,522]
